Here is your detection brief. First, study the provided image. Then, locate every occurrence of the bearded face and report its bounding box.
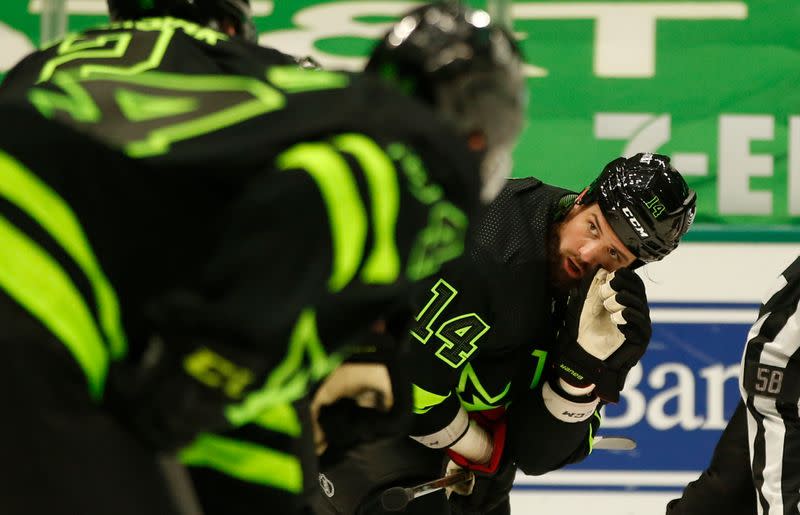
[548,203,637,294]
[548,219,583,294]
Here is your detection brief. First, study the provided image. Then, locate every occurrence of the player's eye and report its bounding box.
[609,247,619,260]
[588,221,598,235]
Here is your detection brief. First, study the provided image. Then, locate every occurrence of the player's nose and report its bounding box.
[578,240,603,267]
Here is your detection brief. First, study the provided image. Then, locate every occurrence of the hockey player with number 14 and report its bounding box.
[312,152,697,514]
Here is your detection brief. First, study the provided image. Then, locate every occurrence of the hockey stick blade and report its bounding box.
[592,435,637,451]
[381,471,474,511]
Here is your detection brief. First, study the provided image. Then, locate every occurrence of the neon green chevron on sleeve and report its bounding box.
[0,216,108,399]
[333,133,400,285]
[0,150,126,360]
[277,142,368,293]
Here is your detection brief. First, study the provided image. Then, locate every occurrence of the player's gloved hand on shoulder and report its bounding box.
[554,268,651,403]
[446,407,507,476]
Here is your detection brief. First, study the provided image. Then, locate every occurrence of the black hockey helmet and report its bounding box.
[578,152,696,265]
[365,2,526,203]
[106,0,256,41]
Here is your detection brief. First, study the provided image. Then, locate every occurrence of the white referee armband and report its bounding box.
[542,381,599,423]
[410,406,469,449]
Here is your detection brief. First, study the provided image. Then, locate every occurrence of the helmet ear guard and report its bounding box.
[366,2,527,203]
[578,153,697,265]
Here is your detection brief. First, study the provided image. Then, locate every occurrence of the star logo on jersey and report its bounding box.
[456,363,511,411]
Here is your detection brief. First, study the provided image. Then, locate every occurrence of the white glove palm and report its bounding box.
[577,269,627,360]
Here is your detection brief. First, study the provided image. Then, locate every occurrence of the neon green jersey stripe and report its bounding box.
[266,66,349,93]
[412,383,451,414]
[529,349,548,389]
[0,216,108,399]
[253,402,302,438]
[180,433,303,494]
[0,150,126,359]
[277,142,367,293]
[333,134,400,285]
[226,309,343,426]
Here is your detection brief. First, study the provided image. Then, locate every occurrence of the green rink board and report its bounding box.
[1,1,799,241]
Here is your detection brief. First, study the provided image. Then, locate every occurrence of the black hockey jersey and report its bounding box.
[0,16,481,470]
[0,17,478,207]
[407,178,601,475]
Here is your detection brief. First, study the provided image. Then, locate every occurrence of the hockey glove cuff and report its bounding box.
[447,408,507,476]
[542,378,600,423]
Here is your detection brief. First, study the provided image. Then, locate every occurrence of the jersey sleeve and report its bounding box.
[404,245,502,445]
[123,132,476,449]
[120,138,400,448]
[506,375,602,475]
[110,160,336,449]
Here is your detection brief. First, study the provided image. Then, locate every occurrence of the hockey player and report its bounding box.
[311,152,697,515]
[0,1,525,514]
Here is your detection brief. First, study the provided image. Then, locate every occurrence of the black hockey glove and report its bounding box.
[555,268,651,403]
[105,293,272,452]
[106,334,248,451]
[313,328,413,465]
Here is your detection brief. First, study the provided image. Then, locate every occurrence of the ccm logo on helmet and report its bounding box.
[622,207,649,238]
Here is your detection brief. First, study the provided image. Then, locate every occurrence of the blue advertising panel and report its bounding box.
[514,244,799,492]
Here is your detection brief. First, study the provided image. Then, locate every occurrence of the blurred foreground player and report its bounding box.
[0,1,525,514]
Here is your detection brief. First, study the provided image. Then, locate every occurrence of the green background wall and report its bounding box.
[2,0,799,241]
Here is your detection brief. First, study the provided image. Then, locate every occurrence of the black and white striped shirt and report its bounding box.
[740,255,800,514]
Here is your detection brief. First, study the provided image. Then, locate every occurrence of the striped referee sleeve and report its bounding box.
[740,256,800,515]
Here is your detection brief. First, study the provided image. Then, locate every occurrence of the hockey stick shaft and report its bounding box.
[592,435,637,451]
[381,471,474,511]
